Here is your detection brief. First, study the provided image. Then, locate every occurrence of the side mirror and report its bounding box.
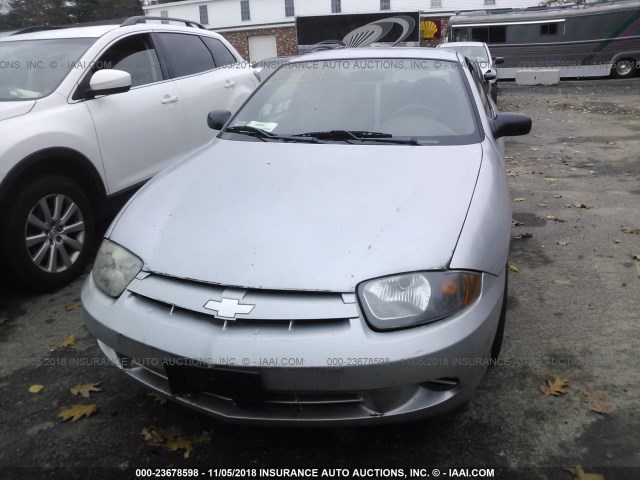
[491,113,532,139]
[207,110,232,130]
[494,57,504,65]
[484,70,497,81]
[87,69,131,98]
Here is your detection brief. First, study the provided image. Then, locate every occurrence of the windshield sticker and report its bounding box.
[246,121,278,132]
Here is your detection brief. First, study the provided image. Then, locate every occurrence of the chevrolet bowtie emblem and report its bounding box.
[203,298,255,319]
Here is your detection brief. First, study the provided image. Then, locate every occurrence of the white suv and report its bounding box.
[0,17,258,290]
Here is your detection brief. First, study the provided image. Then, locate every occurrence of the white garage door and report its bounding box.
[248,35,277,63]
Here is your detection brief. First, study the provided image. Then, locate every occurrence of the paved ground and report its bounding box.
[1,78,639,480]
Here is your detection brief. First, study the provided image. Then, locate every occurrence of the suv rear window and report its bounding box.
[201,36,237,67]
[156,33,215,78]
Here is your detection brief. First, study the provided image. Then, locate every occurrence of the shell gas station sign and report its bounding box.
[421,19,442,40]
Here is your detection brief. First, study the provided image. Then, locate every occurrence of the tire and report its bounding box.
[490,268,508,362]
[611,58,636,79]
[5,175,96,291]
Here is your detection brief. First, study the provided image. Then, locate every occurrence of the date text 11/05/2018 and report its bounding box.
[135,467,496,478]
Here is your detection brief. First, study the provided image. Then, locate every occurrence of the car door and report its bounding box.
[155,32,257,150]
[82,33,186,194]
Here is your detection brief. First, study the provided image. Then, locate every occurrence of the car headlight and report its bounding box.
[92,239,143,297]
[357,271,482,331]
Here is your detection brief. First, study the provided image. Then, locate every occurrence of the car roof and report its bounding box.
[255,56,295,65]
[437,42,487,48]
[291,47,460,63]
[0,23,216,42]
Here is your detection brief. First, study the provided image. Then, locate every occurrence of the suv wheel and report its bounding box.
[5,175,95,291]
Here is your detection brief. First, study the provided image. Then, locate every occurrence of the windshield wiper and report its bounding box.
[296,130,389,141]
[295,130,433,145]
[362,137,436,145]
[225,125,273,141]
[225,125,322,143]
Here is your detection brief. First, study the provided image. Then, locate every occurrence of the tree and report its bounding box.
[73,0,142,23]
[0,11,22,29]
[8,0,73,26]
[2,0,142,29]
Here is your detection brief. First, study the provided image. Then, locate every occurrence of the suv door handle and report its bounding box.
[224,80,236,89]
[161,95,179,104]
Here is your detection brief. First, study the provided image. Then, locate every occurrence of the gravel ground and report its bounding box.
[0,78,639,480]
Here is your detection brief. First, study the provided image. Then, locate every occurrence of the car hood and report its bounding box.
[0,100,35,121]
[110,140,482,292]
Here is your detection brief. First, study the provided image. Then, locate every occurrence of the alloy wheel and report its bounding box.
[24,193,86,273]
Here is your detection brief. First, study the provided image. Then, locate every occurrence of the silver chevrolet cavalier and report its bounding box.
[82,48,531,425]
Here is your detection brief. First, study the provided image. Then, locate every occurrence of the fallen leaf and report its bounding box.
[65,301,82,311]
[70,383,102,399]
[58,403,96,422]
[28,384,44,393]
[632,253,640,261]
[513,197,526,202]
[540,376,569,396]
[514,232,532,240]
[512,220,524,226]
[59,334,76,348]
[508,263,519,273]
[141,426,164,445]
[543,177,557,182]
[565,466,604,480]
[622,226,640,234]
[147,392,167,405]
[530,147,540,151]
[141,426,210,459]
[546,215,557,220]
[0,317,7,326]
[537,203,547,208]
[574,202,592,209]
[613,239,621,244]
[583,391,615,415]
[554,194,563,199]
[557,241,570,246]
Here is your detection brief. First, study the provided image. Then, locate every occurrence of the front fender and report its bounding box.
[449,141,511,276]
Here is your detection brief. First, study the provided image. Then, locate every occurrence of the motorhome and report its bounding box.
[448,0,640,79]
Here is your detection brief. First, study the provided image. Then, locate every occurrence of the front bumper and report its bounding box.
[82,270,505,425]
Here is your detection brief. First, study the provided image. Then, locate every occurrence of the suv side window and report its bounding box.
[97,34,163,88]
[156,33,216,78]
[200,36,238,67]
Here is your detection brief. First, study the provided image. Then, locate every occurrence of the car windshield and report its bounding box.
[440,45,489,65]
[0,38,94,101]
[254,57,291,81]
[226,58,480,145]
